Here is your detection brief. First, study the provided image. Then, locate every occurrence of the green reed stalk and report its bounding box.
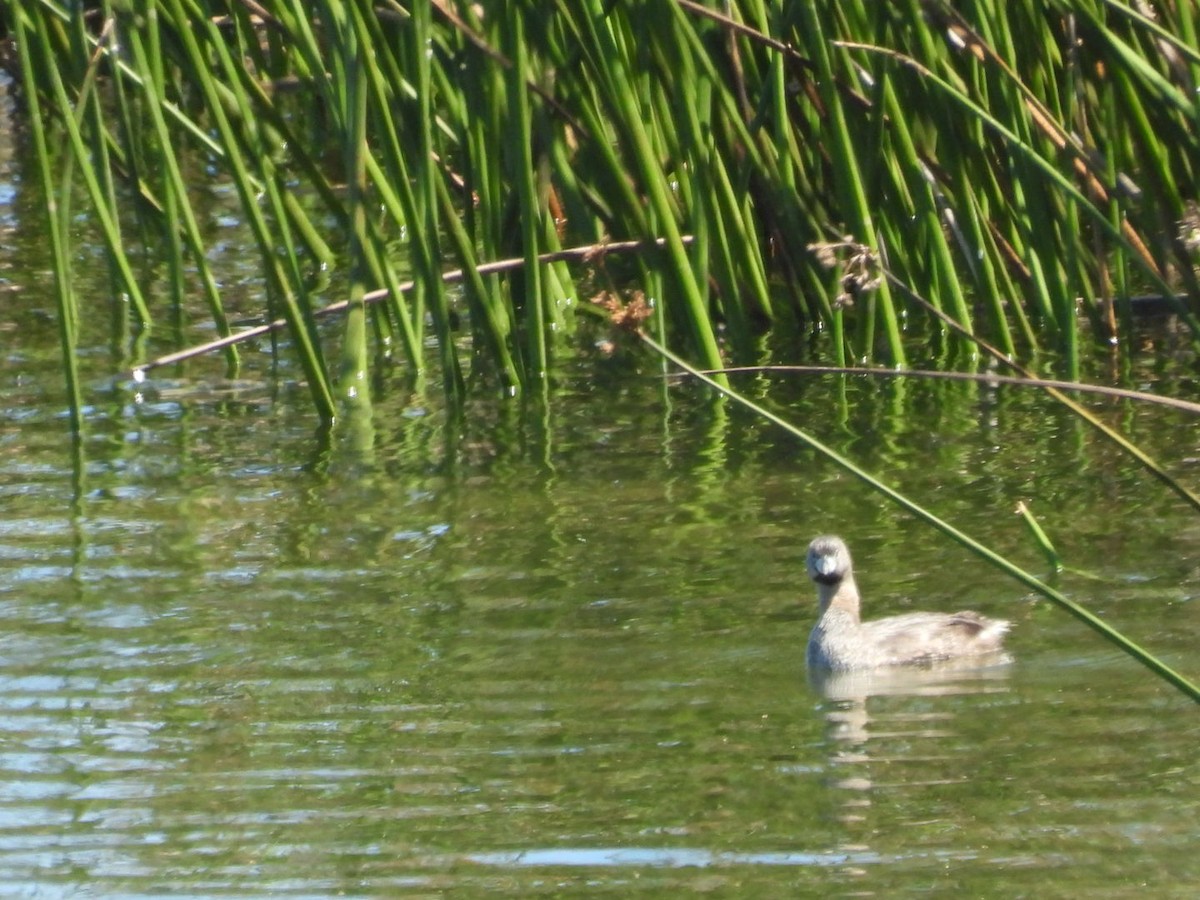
[664,2,773,345]
[14,6,82,434]
[324,0,372,412]
[504,5,546,381]
[28,4,152,330]
[878,79,974,348]
[349,22,425,375]
[795,2,905,366]
[126,8,238,374]
[433,169,522,389]
[1016,501,1062,574]
[843,39,1200,341]
[453,5,534,385]
[573,0,727,381]
[412,0,463,397]
[161,0,335,423]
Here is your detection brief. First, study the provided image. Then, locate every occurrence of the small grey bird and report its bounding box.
[805,535,1010,671]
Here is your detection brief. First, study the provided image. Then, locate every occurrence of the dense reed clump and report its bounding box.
[4,1,1200,425]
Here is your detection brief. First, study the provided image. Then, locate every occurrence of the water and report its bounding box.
[2,334,1198,897]
[3,77,1200,899]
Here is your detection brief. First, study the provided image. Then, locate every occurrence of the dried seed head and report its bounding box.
[808,238,881,305]
[591,290,653,333]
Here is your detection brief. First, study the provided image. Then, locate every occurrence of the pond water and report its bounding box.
[3,318,1199,898]
[3,78,1200,899]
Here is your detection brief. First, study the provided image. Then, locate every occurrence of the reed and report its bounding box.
[12,5,82,433]
[5,0,1199,413]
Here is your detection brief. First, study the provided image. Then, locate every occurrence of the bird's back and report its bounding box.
[860,610,1010,667]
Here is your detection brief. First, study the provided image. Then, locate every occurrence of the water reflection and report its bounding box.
[811,655,1013,706]
[810,658,1013,832]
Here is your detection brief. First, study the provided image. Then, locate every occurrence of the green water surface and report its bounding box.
[2,327,1199,896]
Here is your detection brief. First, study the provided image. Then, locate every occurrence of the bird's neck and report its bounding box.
[818,575,861,620]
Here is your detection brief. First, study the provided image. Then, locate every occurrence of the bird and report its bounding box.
[805,535,1010,671]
